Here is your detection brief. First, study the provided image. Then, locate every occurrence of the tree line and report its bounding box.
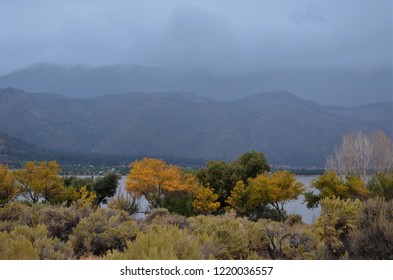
[0,130,392,259]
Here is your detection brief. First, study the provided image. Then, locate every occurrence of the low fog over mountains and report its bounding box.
[0,63,391,106]
[1,87,391,167]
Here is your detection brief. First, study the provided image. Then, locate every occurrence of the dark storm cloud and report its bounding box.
[0,0,391,75]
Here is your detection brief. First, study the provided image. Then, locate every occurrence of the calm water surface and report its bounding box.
[117,175,320,224]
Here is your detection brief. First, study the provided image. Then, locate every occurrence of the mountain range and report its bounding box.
[0,87,391,167]
[0,63,391,106]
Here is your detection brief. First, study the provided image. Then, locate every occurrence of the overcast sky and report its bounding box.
[0,0,392,75]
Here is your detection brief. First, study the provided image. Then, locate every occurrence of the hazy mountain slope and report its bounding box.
[0,63,391,106]
[85,92,249,160]
[0,131,45,165]
[0,88,391,166]
[0,88,92,152]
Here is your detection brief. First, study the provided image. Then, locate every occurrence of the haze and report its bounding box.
[0,0,392,105]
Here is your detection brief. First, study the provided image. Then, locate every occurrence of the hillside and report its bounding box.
[0,131,45,165]
[0,87,391,167]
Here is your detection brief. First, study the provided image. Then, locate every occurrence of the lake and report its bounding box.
[117,175,321,224]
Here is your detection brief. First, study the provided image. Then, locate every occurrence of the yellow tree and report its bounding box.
[77,185,97,207]
[305,171,370,209]
[14,161,64,204]
[192,185,220,215]
[247,171,304,222]
[226,180,271,221]
[225,181,250,215]
[227,171,304,222]
[0,164,18,205]
[126,158,190,208]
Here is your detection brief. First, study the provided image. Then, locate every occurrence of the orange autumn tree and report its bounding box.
[125,158,190,209]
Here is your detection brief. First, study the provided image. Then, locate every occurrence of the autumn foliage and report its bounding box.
[1,147,393,260]
[227,171,305,221]
[126,158,190,208]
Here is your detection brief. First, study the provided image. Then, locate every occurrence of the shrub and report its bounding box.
[0,224,73,260]
[258,219,317,260]
[188,214,250,259]
[107,189,139,216]
[0,231,38,259]
[0,202,33,229]
[349,198,393,259]
[368,172,393,200]
[144,208,189,230]
[36,206,81,241]
[313,197,361,259]
[285,214,303,226]
[69,208,137,257]
[107,225,201,260]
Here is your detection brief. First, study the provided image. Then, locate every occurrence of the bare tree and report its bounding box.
[371,130,393,174]
[326,132,373,179]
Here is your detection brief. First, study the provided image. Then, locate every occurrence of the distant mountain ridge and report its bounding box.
[0,129,206,168]
[0,63,391,106]
[1,87,391,167]
[0,130,44,165]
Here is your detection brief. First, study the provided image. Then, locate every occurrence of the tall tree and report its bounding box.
[125,158,190,209]
[371,130,393,174]
[231,151,270,183]
[93,173,120,206]
[196,151,270,211]
[14,161,64,204]
[227,171,304,222]
[326,132,373,179]
[248,171,304,222]
[0,164,18,205]
[196,160,234,209]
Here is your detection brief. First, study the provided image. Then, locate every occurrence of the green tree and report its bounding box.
[231,151,270,183]
[163,190,194,217]
[63,176,95,191]
[367,171,393,200]
[196,160,234,209]
[196,151,270,212]
[93,173,120,206]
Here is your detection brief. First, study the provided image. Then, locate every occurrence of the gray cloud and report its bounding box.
[290,7,327,24]
[0,0,391,75]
